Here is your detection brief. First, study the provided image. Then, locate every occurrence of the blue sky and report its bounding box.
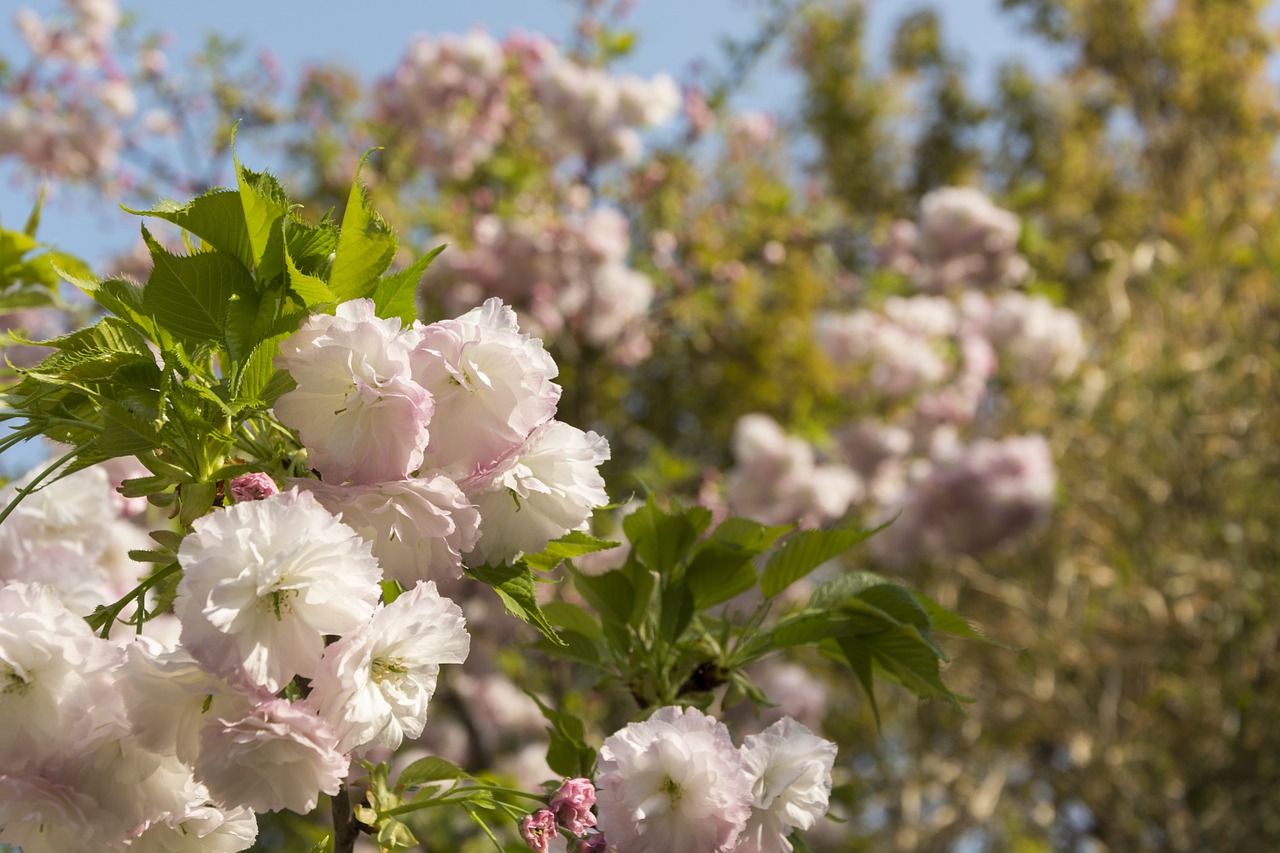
[0,0,1061,265]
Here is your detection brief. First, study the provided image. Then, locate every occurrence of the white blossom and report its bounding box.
[274,299,433,484]
[464,420,609,565]
[412,297,561,475]
[305,581,470,755]
[195,698,348,814]
[735,719,837,853]
[596,705,753,853]
[173,489,382,691]
[299,475,480,584]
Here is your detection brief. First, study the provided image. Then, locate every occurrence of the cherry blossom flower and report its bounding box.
[596,705,753,853]
[551,777,598,834]
[412,297,561,475]
[275,299,433,484]
[298,475,480,584]
[305,581,470,754]
[173,489,382,691]
[522,808,559,852]
[735,718,837,853]
[195,698,348,814]
[464,420,609,565]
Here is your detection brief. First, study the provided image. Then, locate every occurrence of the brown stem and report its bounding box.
[331,782,359,853]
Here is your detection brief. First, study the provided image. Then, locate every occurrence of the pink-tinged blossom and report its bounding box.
[195,698,348,814]
[735,719,837,853]
[573,834,609,853]
[274,299,433,484]
[412,297,561,475]
[298,475,480,584]
[228,472,279,503]
[596,705,753,853]
[522,808,559,853]
[120,638,260,765]
[0,582,125,772]
[130,799,258,853]
[305,581,470,755]
[173,489,382,692]
[551,777,598,834]
[464,420,609,566]
[0,770,129,853]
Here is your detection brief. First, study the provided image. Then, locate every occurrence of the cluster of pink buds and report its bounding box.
[522,777,605,852]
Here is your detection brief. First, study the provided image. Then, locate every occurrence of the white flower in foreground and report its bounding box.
[174,489,382,691]
[0,771,128,853]
[412,297,561,474]
[596,705,753,853]
[120,638,260,765]
[306,581,470,755]
[129,776,258,853]
[735,718,837,853]
[196,698,348,814]
[464,420,609,565]
[0,582,125,771]
[275,298,433,484]
[299,475,481,584]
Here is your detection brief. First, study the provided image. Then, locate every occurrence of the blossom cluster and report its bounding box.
[426,206,656,364]
[275,296,609,572]
[593,707,837,853]
[374,29,679,181]
[724,189,1081,562]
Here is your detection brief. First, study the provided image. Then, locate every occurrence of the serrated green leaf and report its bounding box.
[233,156,289,279]
[467,562,564,645]
[913,590,993,644]
[330,156,397,302]
[760,520,889,599]
[98,402,162,458]
[123,189,254,270]
[683,539,759,610]
[283,219,335,308]
[371,244,444,325]
[659,582,695,642]
[397,756,468,789]
[140,227,254,344]
[523,530,621,573]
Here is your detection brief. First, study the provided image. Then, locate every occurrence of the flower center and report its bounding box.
[259,588,299,620]
[2,665,32,696]
[370,656,409,684]
[662,776,682,804]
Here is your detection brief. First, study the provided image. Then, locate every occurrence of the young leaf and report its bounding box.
[123,190,254,270]
[140,227,254,344]
[371,244,445,325]
[523,530,621,573]
[569,566,636,627]
[622,495,710,577]
[466,561,565,646]
[233,159,289,280]
[329,157,397,302]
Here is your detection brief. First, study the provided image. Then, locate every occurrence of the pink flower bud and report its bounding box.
[551,777,597,834]
[521,809,559,853]
[229,472,279,503]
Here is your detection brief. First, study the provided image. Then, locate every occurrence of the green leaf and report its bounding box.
[396,756,468,789]
[540,600,603,641]
[569,566,635,626]
[760,520,889,599]
[913,591,992,643]
[233,157,289,280]
[140,227,254,344]
[371,244,445,325]
[123,189,254,270]
[467,562,564,646]
[683,539,760,610]
[283,219,336,308]
[98,402,162,458]
[523,530,621,573]
[622,495,711,577]
[659,582,695,642]
[329,156,397,302]
[376,820,418,849]
[808,571,890,609]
